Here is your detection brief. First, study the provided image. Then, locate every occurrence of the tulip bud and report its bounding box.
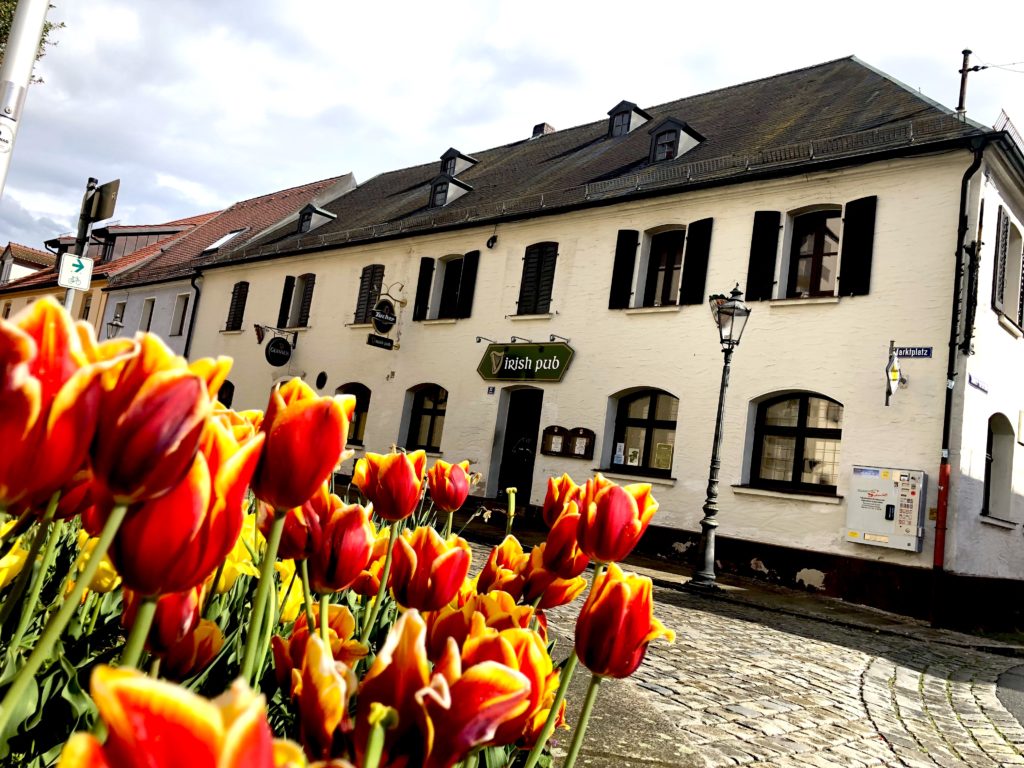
[352,450,426,522]
[389,526,471,612]
[426,459,473,514]
[308,500,375,593]
[577,480,658,564]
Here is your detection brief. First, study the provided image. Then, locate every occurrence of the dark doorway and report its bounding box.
[497,388,543,509]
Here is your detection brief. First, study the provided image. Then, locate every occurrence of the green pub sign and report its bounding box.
[476,342,574,382]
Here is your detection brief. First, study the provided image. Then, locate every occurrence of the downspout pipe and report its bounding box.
[183,273,202,359]
[934,136,987,573]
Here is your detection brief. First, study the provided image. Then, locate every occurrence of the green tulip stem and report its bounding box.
[562,673,603,768]
[300,559,316,629]
[119,594,158,670]
[443,510,453,538]
[359,522,399,645]
[522,648,579,768]
[528,595,543,633]
[319,593,330,645]
[240,509,286,684]
[203,560,227,619]
[0,503,127,737]
[0,508,53,632]
[362,719,386,768]
[9,502,62,653]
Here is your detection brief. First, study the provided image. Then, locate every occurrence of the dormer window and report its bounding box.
[607,100,651,138]
[298,210,313,233]
[438,148,478,178]
[647,118,705,164]
[431,181,449,208]
[653,130,678,161]
[427,175,472,209]
[295,204,337,234]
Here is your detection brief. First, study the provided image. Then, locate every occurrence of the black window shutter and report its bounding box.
[413,257,435,321]
[296,273,316,327]
[355,264,384,324]
[839,196,878,297]
[745,211,781,301]
[457,250,479,318]
[679,218,713,305]
[536,242,558,314]
[277,275,295,327]
[993,206,1009,312]
[608,229,639,309]
[518,246,542,315]
[225,281,248,331]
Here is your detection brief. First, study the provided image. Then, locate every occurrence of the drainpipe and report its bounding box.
[934,136,987,574]
[183,273,202,359]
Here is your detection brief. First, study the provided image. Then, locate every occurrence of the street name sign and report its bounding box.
[57,253,93,291]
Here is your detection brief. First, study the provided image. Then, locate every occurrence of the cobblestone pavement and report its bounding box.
[541,578,1024,767]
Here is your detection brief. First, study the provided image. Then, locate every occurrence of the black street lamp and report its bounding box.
[105,317,124,339]
[688,285,751,590]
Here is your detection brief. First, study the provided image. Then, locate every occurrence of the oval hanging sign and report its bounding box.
[371,298,397,335]
[265,337,292,367]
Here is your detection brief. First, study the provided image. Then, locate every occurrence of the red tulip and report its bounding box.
[355,610,432,768]
[307,500,375,594]
[108,416,264,595]
[424,590,541,661]
[541,500,589,578]
[352,450,426,522]
[0,298,110,511]
[290,634,358,761]
[425,459,473,514]
[272,603,367,689]
[389,526,471,612]
[541,473,580,528]
[577,481,658,564]
[122,588,201,656]
[56,667,292,768]
[252,378,355,511]
[349,524,389,598]
[160,619,225,681]
[476,535,529,598]
[574,562,674,678]
[259,483,328,562]
[92,333,228,505]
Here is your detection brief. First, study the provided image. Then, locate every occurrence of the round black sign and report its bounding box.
[371,299,397,334]
[265,337,292,367]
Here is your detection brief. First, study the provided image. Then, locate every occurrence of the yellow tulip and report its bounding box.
[0,521,28,590]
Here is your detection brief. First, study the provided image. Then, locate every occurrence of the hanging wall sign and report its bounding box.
[476,342,574,382]
[371,299,397,335]
[367,334,395,351]
[265,337,292,367]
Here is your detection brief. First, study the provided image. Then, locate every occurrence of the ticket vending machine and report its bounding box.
[844,465,927,552]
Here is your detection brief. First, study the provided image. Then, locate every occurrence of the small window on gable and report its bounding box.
[611,112,630,137]
[441,157,456,176]
[517,242,558,315]
[225,281,249,331]
[982,413,1016,520]
[427,174,472,209]
[744,197,877,301]
[406,383,447,452]
[647,118,704,164]
[653,130,677,161]
[278,273,316,328]
[170,293,189,336]
[439,148,478,177]
[992,206,1024,327]
[412,251,480,321]
[431,181,449,209]
[354,264,385,324]
[337,382,371,446]
[606,388,678,478]
[606,101,650,138]
[298,210,313,233]
[139,298,155,332]
[750,393,843,495]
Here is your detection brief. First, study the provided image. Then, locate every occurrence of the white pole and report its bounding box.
[0,0,52,198]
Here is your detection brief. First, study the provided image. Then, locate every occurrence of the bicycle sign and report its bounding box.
[57,253,94,292]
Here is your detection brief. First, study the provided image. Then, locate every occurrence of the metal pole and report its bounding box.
[689,345,733,590]
[63,177,97,310]
[956,49,972,116]
[0,0,51,198]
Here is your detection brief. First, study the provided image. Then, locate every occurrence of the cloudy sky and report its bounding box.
[2,1,1022,248]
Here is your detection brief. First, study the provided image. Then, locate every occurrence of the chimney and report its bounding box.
[532,122,555,139]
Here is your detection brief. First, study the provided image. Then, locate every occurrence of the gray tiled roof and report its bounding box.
[209,56,986,267]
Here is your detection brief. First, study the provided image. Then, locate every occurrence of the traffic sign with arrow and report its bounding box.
[57,253,94,291]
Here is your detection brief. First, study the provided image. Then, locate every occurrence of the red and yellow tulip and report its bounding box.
[541,473,580,528]
[476,535,529,598]
[56,667,295,768]
[574,562,674,678]
[122,587,202,656]
[576,480,658,564]
[424,589,541,661]
[272,603,367,689]
[541,500,589,579]
[425,459,473,514]
[160,618,225,681]
[307,500,375,594]
[352,450,426,522]
[290,634,358,761]
[521,544,588,610]
[258,483,328,562]
[251,379,355,511]
[389,526,471,612]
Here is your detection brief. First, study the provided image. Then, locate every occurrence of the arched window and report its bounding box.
[609,388,678,478]
[751,393,843,494]
[337,383,371,446]
[982,413,1015,519]
[407,384,448,452]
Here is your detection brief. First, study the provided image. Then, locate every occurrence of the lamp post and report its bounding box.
[105,318,123,339]
[688,285,751,590]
